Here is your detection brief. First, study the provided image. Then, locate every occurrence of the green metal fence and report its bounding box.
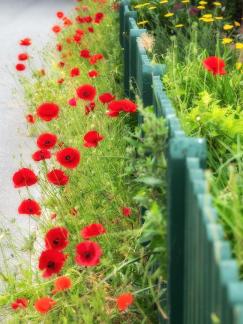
[119,1,243,323]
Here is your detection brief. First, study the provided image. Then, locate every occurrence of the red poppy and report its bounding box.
[56,147,80,169]
[35,297,56,314]
[18,53,29,61]
[76,84,96,101]
[63,17,72,26]
[116,293,134,311]
[85,102,96,115]
[80,49,90,58]
[52,25,61,33]
[84,16,92,23]
[73,34,82,43]
[57,78,65,84]
[18,199,41,216]
[56,43,62,52]
[88,27,94,33]
[56,11,64,19]
[36,102,59,121]
[88,70,99,78]
[39,249,67,278]
[47,169,69,186]
[32,149,51,161]
[45,227,69,251]
[68,98,77,107]
[81,223,106,240]
[12,168,38,188]
[99,92,115,104]
[11,298,28,310]
[203,56,226,75]
[19,38,31,46]
[108,99,137,117]
[94,12,104,24]
[16,63,26,71]
[75,241,102,267]
[89,53,103,65]
[83,131,104,148]
[37,133,57,150]
[122,207,132,217]
[53,276,72,294]
[70,67,80,77]
[26,114,35,123]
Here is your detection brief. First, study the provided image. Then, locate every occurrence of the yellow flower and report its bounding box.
[160,0,168,3]
[202,17,214,22]
[137,20,149,25]
[199,1,207,4]
[134,3,150,9]
[197,5,205,9]
[236,62,242,70]
[202,14,213,18]
[181,0,190,3]
[223,24,234,30]
[222,38,233,44]
[213,2,222,6]
[215,16,223,20]
[235,43,243,49]
[234,21,241,27]
[175,24,184,28]
[148,6,157,10]
[164,12,174,17]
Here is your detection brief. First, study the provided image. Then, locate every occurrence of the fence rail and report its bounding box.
[119,1,243,323]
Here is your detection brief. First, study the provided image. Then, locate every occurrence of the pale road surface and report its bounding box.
[0,0,74,288]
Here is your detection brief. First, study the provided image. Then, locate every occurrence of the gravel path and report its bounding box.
[0,0,74,285]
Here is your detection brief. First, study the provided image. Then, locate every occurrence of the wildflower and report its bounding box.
[107,99,137,117]
[56,43,62,51]
[53,276,72,294]
[18,53,29,61]
[236,62,242,70]
[68,98,77,107]
[234,21,241,27]
[215,16,223,20]
[16,63,26,71]
[11,298,28,310]
[18,199,41,216]
[88,70,99,78]
[81,223,106,239]
[94,12,104,24]
[181,0,189,3]
[47,169,69,186]
[26,114,35,123]
[52,25,61,33]
[197,6,205,9]
[222,38,233,45]
[75,241,102,267]
[70,67,80,77]
[39,249,67,278]
[12,168,38,188]
[199,1,207,4]
[122,207,132,217]
[213,2,221,6]
[37,133,57,149]
[57,78,65,84]
[56,11,64,19]
[99,92,115,104]
[137,20,149,26]
[80,49,91,58]
[88,27,94,33]
[35,297,56,314]
[85,102,96,115]
[203,56,226,75]
[116,293,134,311]
[236,43,243,50]
[223,24,234,30]
[56,147,81,169]
[19,38,31,46]
[134,3,150,8]
[164,12,174,17]
[160,0,168,3]
[76,84,96,101]
[45,227,69,251]
[32,149,51,161]
[83,131,104,148]
[36,102,59,121]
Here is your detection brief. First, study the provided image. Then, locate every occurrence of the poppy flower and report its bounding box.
[94,12,104,23]
[12,168,38,188]
[38,249,67,278]
[56,147,80,169]
[53,276,72,294]
[57,78,65,84]
[116,293,134,312]
[18,53,29,61]
[84,16,92,23]
[88,70,99,78]
[52,25,61,33]
[56,11,64,19]
[47,169,69,186]
[73,34,82,43]
[18,199,41,216]
[36,102,59,121]
[75,241,102,267]
[32,149,51,161]
[88,27,94,33]
[81,223,106,240]
[37,133,57,150]
[70,67,80,77]
[56,43,62,52]
[35,297,56,314]
[108,99,137,117]
[99,92,115,104]
[63,17,72,26]
[83,131,104,148]
[68,98,77,107]
[26,114,35,123]
[19,38,31,46]
[203,56,226,75]
[80,49,90,58]
[76,84,96,101]
[85,102,96,115]
[89,53,104,65]
[122,207,132,217]
[11,298,28,310]
[16,63,26,71]
[45,227,69,251]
